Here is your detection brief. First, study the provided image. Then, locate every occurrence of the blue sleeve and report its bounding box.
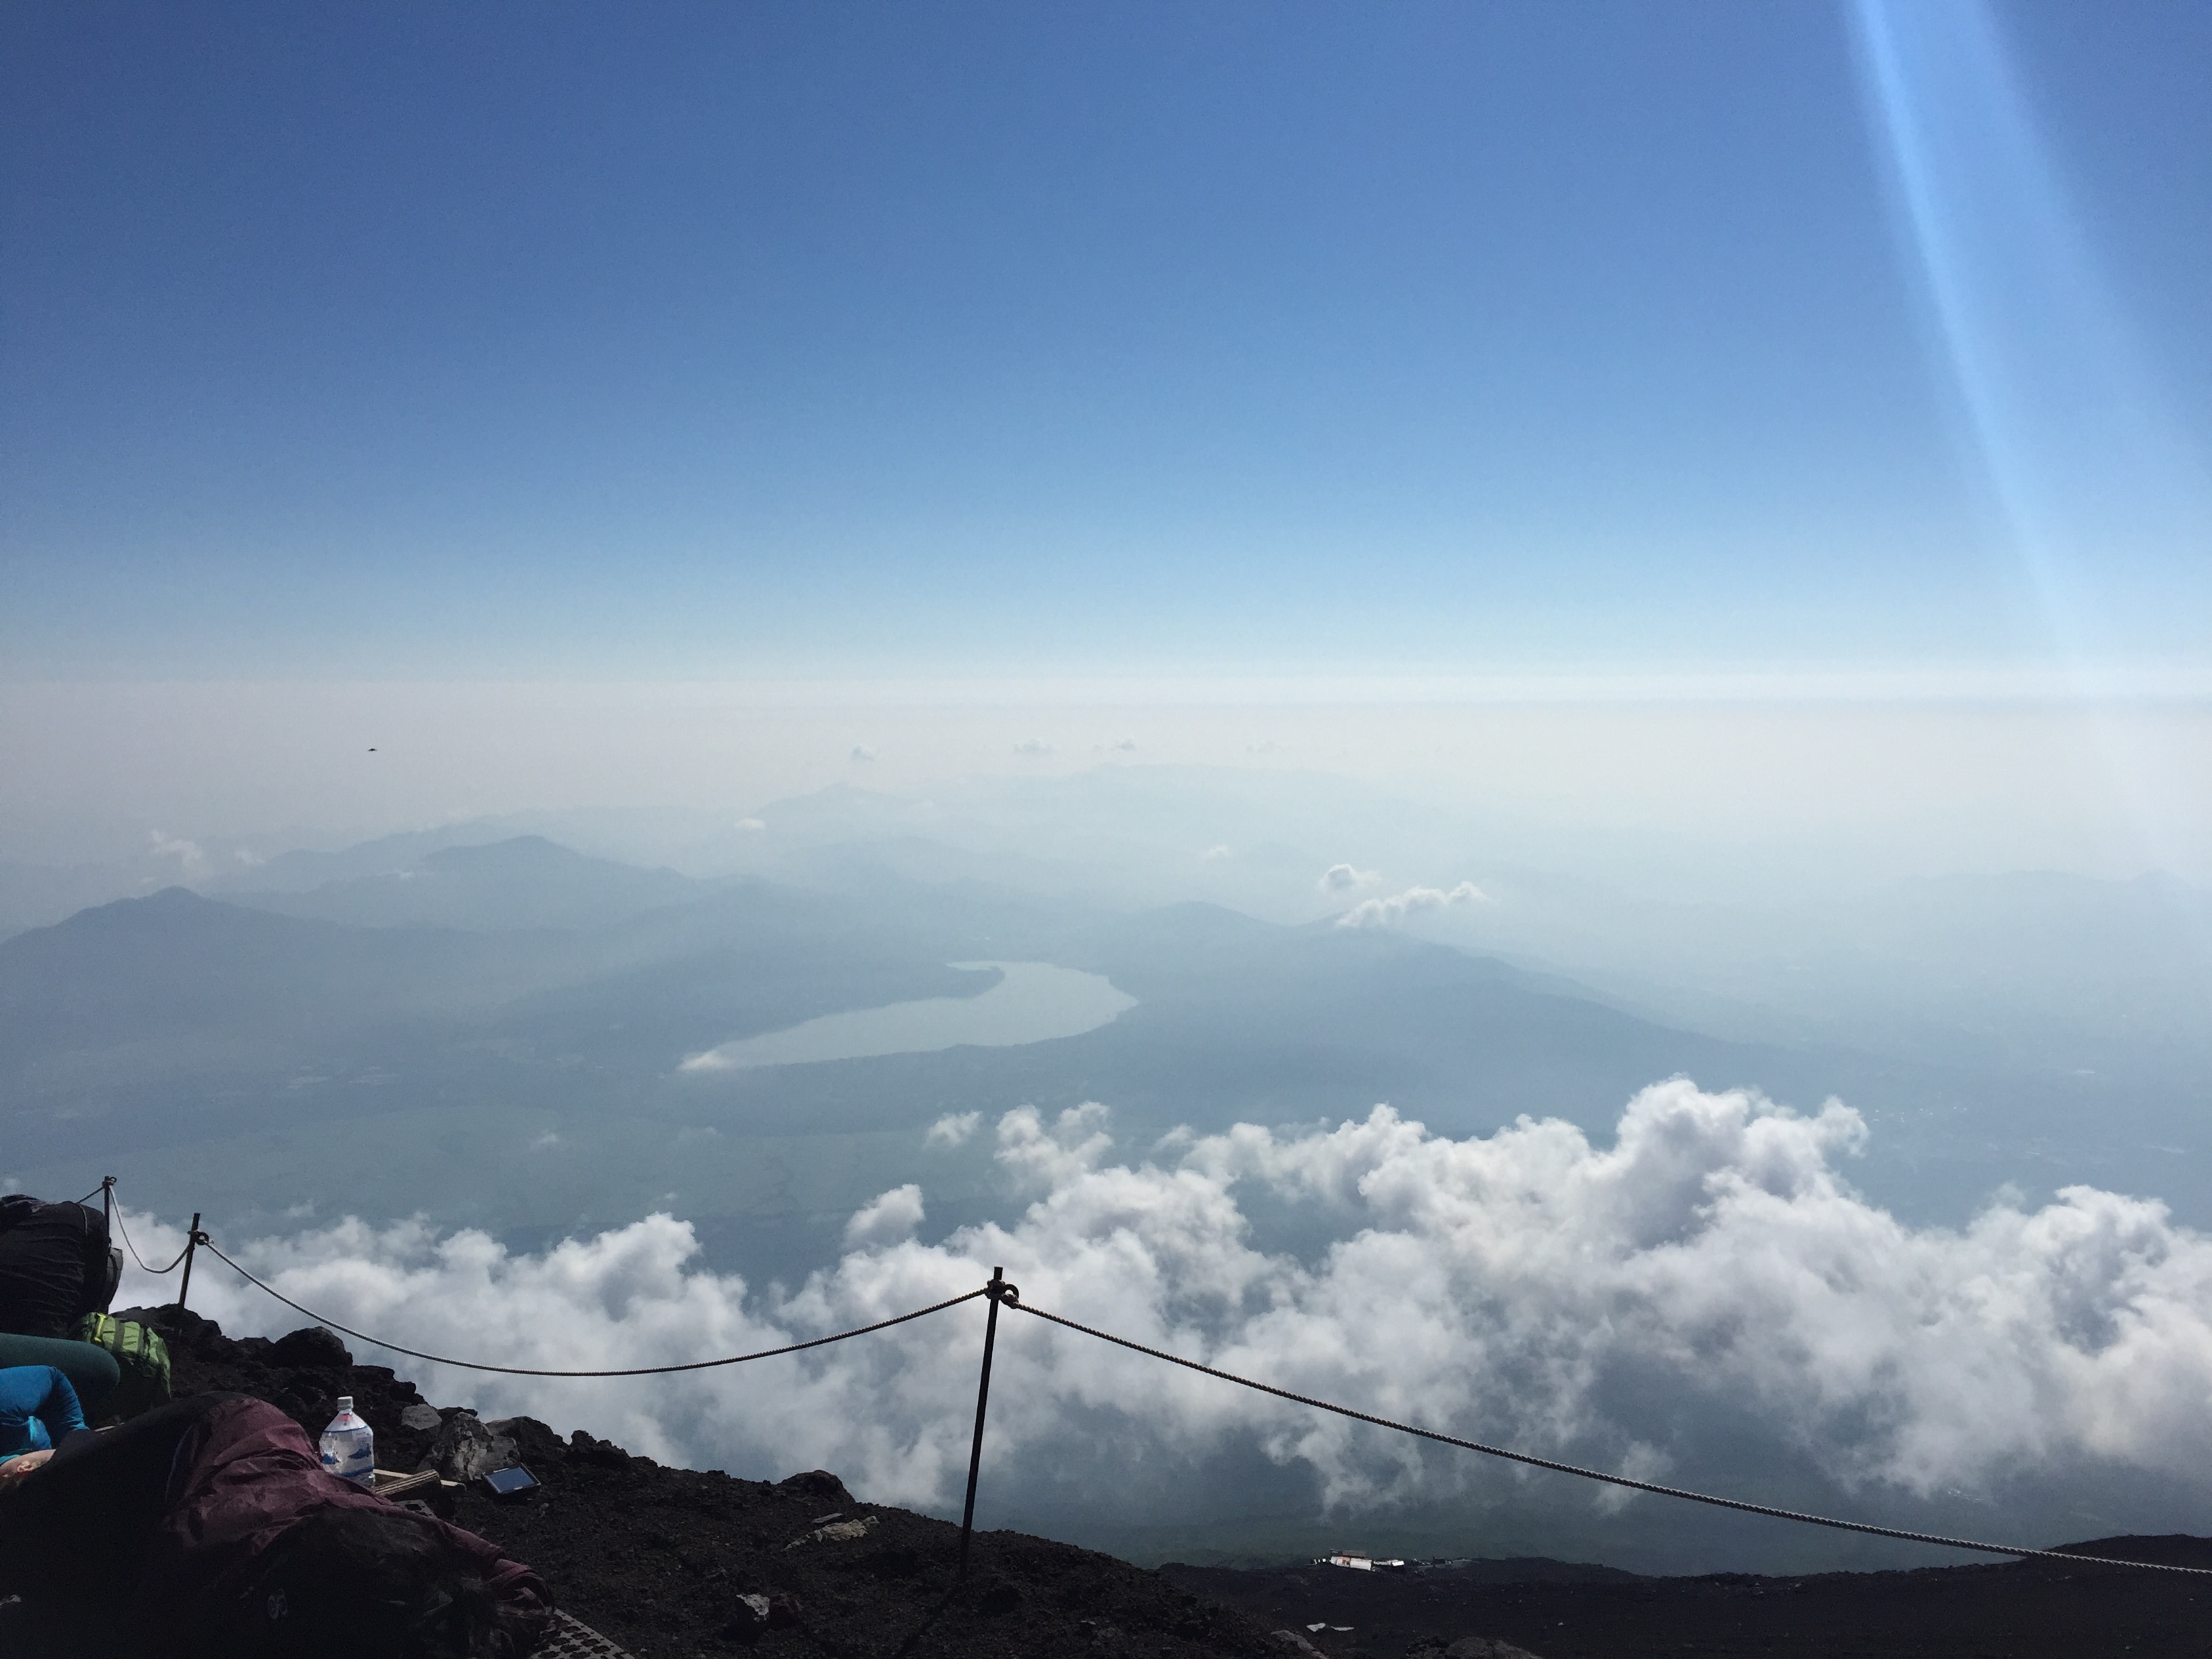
[0,1366,85,1452]
[0,1365,54,1429]
[37,1368,86,1439]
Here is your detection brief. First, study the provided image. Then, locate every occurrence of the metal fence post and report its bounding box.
[958,1266,1015,1579]
[176,1213,203,1310]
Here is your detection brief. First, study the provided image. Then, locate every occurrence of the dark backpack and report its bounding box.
[0,1196,113,1338]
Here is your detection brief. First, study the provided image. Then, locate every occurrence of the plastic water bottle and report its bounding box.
[320,1396,375,1488]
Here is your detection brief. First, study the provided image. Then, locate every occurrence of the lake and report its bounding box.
[678,960,1136,1072]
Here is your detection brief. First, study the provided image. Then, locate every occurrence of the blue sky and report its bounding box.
[4,0,2207,680]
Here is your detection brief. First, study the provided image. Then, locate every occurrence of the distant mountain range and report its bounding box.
[3,825,2206,1271]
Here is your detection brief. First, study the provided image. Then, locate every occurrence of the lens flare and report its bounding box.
[1849,0,2212,882]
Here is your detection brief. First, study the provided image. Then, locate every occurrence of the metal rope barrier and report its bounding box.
[110,1203,191,1275]
[200,1238,986,1377]
[1009,1294,2212,1579]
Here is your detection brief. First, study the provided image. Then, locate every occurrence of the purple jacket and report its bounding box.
[134,1397,547,1629]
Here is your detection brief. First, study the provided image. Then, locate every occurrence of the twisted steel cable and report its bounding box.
[1010,1294,2212,1578]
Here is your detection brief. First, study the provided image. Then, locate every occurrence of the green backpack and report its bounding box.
[73,1313,173,1421]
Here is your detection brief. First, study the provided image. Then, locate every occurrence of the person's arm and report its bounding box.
[35,1368,86,1441]
[0,1367,85,1450]
[0,1366,53,1437]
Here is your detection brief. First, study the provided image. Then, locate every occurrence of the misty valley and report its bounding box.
[5,768,2210,1576]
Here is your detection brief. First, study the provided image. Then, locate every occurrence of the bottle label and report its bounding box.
[321,1428,375,1485]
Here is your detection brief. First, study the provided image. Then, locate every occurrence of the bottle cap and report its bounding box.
[337,1396,354,1413]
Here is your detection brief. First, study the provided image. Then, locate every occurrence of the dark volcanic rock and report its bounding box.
[447,1462,1286,1658]
[1408,1638,1542,1659]
[265,1323,352,1370]
[131,1304,445,1470]
[418,1408,519,1481]
[771,1468,851,1510]
[1167,1544,2212,1659]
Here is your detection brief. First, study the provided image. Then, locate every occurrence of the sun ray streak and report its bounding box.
[1848,0,2212,884]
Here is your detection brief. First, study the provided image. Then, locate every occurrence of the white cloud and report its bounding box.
[927,1111,982,1146]
[1335,880,1488,927]
[1200,844,1233,861]
[1318,863,1381,895]
[845,1184,926,1248]
[735,817,766,832]
[1094,737,1138,753]
[119,1084,2212,1557]
[850,745,879,763]
[148,830,210,880]
[994,1101,1114,1189]
[1012,739,1054,756]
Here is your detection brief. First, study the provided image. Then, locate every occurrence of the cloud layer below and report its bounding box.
[121,1082,2212,1562]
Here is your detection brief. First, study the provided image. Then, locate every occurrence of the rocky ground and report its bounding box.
[1166,1544,2212,1659]
[20,1306,2211,1659]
